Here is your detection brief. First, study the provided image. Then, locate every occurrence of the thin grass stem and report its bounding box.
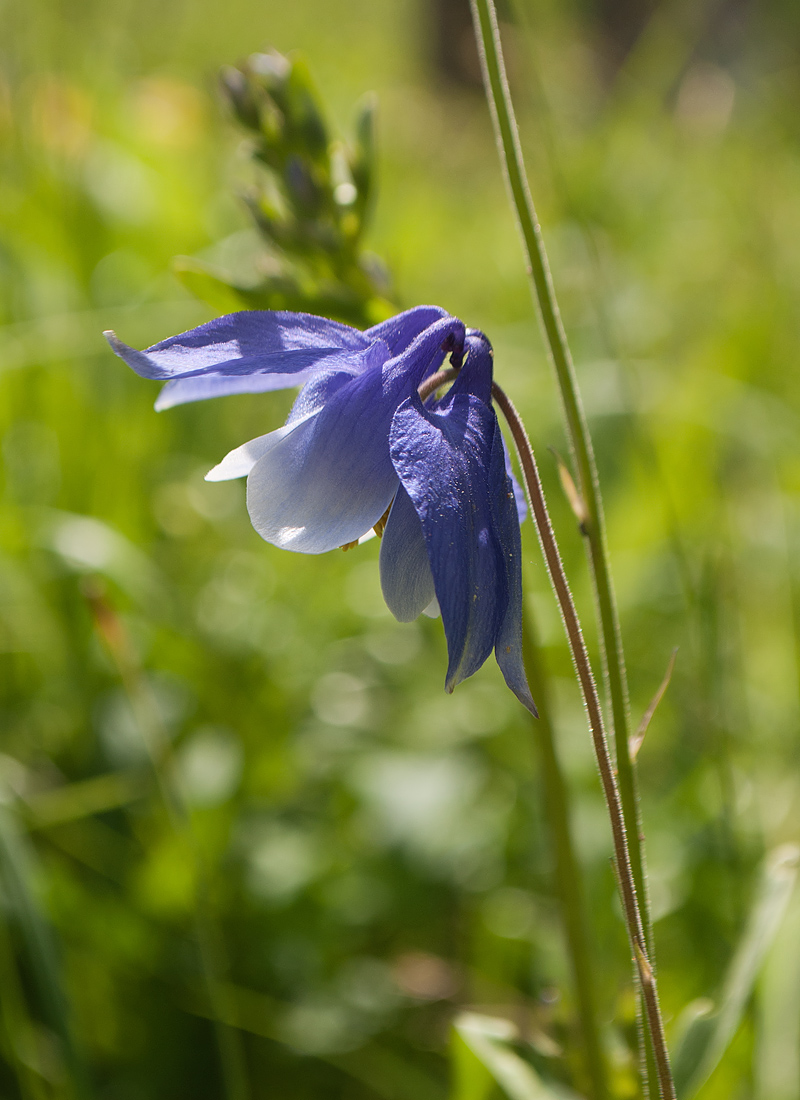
[0,906,50,1100]
[0,808,92,1100]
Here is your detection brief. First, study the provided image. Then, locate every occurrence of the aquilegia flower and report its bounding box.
[106,306,535,714]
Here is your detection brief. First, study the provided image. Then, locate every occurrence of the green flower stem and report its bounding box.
[493,382,676,1100]
[521,615,609,1100]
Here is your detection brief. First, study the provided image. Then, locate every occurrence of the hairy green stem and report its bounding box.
[468,0,657,1089]
[466,0,647,928]
[493,383,676,1100]
[521,617,609,1100]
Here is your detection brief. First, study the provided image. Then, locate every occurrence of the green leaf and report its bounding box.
[284,55,330,167]
[672,843,800,1098]
[451,1014,582,1100]
[348,92,377,225]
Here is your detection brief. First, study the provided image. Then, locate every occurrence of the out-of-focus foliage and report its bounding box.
[176,50,394,326]
[2,0,800,1098]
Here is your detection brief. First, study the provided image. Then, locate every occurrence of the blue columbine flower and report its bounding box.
[106,306,535,714]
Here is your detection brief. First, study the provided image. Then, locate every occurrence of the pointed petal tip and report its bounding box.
[495,646,538,717]
[506,669,538,717]
[444,668,537,716]
[444,663,466,697]
[104,328,169,387]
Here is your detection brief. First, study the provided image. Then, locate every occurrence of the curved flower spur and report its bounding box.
[106,306,536,714]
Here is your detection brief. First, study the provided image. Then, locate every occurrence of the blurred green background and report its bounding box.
[2,0,800,1097]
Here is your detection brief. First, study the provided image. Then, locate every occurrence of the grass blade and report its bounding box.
[0,904,49,1100]
[0,807,91,1099]
[630,649,678,762]
[452,1012,583,1100]
[672,843,799,1098]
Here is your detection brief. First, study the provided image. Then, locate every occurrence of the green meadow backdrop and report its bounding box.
[2,0,800,1097]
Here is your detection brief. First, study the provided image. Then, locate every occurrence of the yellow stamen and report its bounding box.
[373,501,392,538]
[340,500,394,551]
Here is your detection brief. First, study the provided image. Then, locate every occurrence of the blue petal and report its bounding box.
[488,425,536,715]
[245,315,466,554]
[389,393,502,686]
[366,306,451,356]
[453,329,493,404]
[104,311,379,410]
[503,437,528,524]
[285,345,387,425]
[451,332,526,523]
[381,314,465,390]
[388,335,535,713]
[379,487,435,621]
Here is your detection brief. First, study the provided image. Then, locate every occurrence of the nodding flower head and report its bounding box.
[106,306,535,714]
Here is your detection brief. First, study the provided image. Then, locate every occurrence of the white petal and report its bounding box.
[205,412,316,482]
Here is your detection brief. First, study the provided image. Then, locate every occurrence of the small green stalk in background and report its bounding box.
[522,617,609,1100]
[84,581,250,1100]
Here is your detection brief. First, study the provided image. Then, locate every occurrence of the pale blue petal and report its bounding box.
[204,359,366,482]
[246,377,397,553]
[104,311,381,410]
[379,487,435,622]
[205,413,316,482]
[285,348,384,425]
[244,314,467,554]
[153,353,378,411]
